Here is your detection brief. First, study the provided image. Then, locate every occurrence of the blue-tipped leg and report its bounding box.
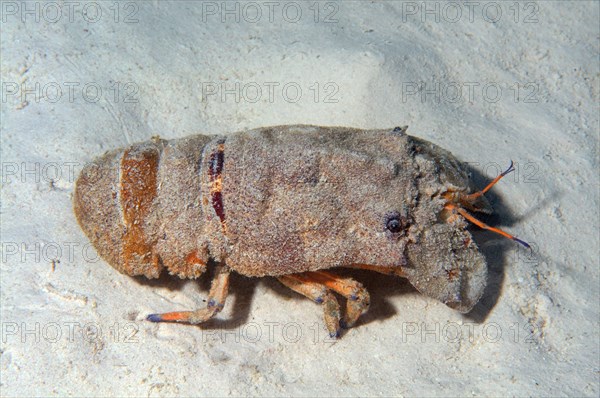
[514,237,531,249]
[146,313,163,322]
[501,160,515,177]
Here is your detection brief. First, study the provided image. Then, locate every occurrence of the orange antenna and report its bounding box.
[463,161,515,201]
[445,203,530,248]
[444,161,530,249]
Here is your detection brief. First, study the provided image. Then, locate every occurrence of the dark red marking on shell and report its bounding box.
[209,140,225,177]
[212,191,224,222]
[208,139,226,224]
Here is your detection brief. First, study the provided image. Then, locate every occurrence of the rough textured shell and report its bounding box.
[74,125,488,313]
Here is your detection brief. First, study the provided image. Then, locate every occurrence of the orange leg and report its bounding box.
[278,273,342,337]
[147,264,230,324]
[446,203,530,248]
[307,271,370,329]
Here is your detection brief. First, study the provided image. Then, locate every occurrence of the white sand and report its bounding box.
[1,1,598,396]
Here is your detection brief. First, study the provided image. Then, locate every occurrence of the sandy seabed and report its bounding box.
[1,1,598,396]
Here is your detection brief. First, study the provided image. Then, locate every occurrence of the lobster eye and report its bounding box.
[385,214,404,233]
[386,218,401,232]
